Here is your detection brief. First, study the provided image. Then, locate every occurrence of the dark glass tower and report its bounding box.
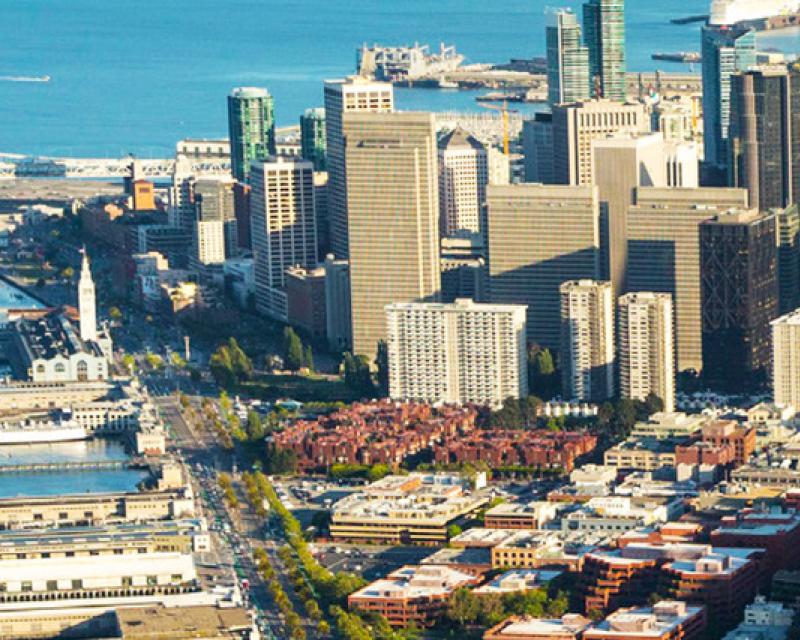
[582,0,626,101]
[300,107,327,172]
[546,10,591,108]
[729,66,795,211]
[227,87,276,183]
[700,210,778,392]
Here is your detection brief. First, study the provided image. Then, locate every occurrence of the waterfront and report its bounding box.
[0,439,148,497]
[0,278,45,311]
[0,0,737,158]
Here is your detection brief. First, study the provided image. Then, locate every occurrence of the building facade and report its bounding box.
[300,107,327,171]
[772,309,800,410]
[487,184,601,348]
[250,158,318,322]
[700,209,778,391]
[619,292,675,413]
[227,87,276,183]
[560,280,615,402]
[344,112,441,360]
[386,299,527,409]
[583,0,626,101]
[323,76,394,258]
[546,10,590,108]
[438,127,489,237]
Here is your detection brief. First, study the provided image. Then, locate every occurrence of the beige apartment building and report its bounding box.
[627,186,749,373]
[487,184,601,348]
[552,99,649,186]
[250,157,317,322]
[345,111,441,360]
[618,292,675,412]
[560,280,615,402]
[324,76,394,258]
[772,309,800,410]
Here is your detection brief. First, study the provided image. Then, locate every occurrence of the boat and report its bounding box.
[671,14,709,24]
[438,78,459,89]
[652,52,702,63]
[0,75,50,83]
[0,419,87,445]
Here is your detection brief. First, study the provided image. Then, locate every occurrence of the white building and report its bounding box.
[250,157,317,321]
[560,280,615,402]
[386,299,527,409]
[194,219,226,266]
[438,127,488,237]
[665,141,699,188]
[618,292,676,412]
[772,309,800,410]
[722,595,794,640]
[78,250,96,343]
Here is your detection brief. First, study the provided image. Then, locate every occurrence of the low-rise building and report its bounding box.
[474,569,563,596]
[582,601,706,640]
[561,496,683,534]
[348,565,479,627]
[285,264,327,339]
[603,438,678,472]
[329,473,487,545]
[484,614,592,640]
[722,596,794,640]
[701,419,756,466]
[484,501,561,530]
[630,413,708,440]
[492,530,606,571]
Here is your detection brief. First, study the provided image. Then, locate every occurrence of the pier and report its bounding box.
[0,459,147,474]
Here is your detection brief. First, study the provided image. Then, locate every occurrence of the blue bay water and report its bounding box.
[0,0,795,158]
[0,440,148,498]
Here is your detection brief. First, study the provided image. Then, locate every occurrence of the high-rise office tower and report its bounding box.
[582,0,626,101]
[700,25,757,171]
[552,99,649,185]
[386,299,528,408]
[487,184,601,349]
[776,204,800,315]
[618,292,675,412]
[627,187,749,373]
[729,66,796,211]
[546,10,591,108]
[194,179,237,259]
[300,107,327,172]
[522,113,554,184]
[227,87,276,183]
[324,254,351,352]
[438,127,488,237]
[194,220,226,266]
[344,112,440,360]
[560,279,615,402]
[250,158,317,322]
[772,309,800,410]
[324,77,394,258]
[700,209,778,391]
[592,132,666,295]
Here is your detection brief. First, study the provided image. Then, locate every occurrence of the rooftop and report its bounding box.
[583,602,703,639]
[116,604,252,639]
[474,569,563,595]
[488,614,591,638]
[349,565,476,600]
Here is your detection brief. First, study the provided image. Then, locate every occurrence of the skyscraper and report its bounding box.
[776,204,800,315]
[300,107,327,172]
[344,112,440,360]
[487,184,601,349]
[729,65,796,211]
[582,0,626,101]
[227,87,276,183]
[772,309,800,410]
[552,99,649,186]
[546,10,591,108]
[700,25,757,171]
[324,77,394,258]
[438,127,488,237]
[591,132,667,295]
[250,158,318,322]
[386,299,528,408]
[522,113,554,184]
[627,187,749,373]
[618,292,675,412]
[78,250,97,343]
[194,179,237,260]
[700,209,778,391]
[560,279,615,402]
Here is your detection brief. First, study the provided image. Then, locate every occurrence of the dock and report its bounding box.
[0,459,148,474]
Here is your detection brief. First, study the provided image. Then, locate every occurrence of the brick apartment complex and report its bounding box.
[700,420,755,466]
[273,401,478,471]
[348,565,479,627]
[579,543,761,631]
[710,509,800,576]
[674,441,735,467]
[433,429,597,472]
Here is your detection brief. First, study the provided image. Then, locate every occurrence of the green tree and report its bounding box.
[521,395,543,427]
[284,327,305,371]
[109,306,123,321]
[246,410,265,441]
[227,337,253,380]
[343,353,374,396]
[446,523,463,539]
[643,392,665,417]
[61,266,74,279]
[367,463,390,482]
[490,397,524,428]
[170,352,187,369]
[121,354,135,374]
[145,353,163,370]
[375,340,390,395]
[303,344,315,372]
[528,345,559,399]
[446,588,480,626]
[209,345,236,388]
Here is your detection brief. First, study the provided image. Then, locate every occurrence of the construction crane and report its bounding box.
[480,100,518,156]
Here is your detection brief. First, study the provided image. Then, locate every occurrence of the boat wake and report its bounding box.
[0,75,50,83]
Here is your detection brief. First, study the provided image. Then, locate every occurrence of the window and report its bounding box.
[21,582,32,592]
[146,576,158,586]
[46,580,57,591]
[122,577,133,587]
[54,363,66,374]
[71,580,82,590]
[33,513,42,521]
[58,512,68,520]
